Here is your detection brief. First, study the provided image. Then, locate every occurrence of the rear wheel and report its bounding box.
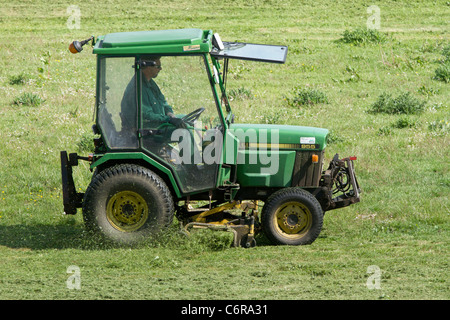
[82,164,174,244]
[261,188,323,245]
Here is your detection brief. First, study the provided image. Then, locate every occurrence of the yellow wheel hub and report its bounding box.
[274,201,312,239]
[106,191,149,232]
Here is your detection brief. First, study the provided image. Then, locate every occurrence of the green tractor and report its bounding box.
[61,28,360,247]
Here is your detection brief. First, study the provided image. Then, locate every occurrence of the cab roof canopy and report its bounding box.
[93,28,212,55]
[93,28,287,63]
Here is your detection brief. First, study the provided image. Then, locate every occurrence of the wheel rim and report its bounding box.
[273,201,312,239]
[106,191,149,232]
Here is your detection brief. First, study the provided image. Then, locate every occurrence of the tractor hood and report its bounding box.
[229,123,329,151]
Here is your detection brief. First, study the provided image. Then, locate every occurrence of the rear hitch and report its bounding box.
[60,151,91,215]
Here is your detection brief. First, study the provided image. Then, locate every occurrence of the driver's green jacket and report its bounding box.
[142,77,174,127]
[121,75,174,129]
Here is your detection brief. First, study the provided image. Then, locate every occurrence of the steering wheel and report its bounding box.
[181,107,205,126]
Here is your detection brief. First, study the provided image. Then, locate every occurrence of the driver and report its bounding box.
[121,55,185,130]
[120,55,198,177]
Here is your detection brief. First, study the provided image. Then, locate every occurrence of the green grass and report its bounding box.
[8,73,29,86]
[434,60,450,83]
[433,44,450,82]
[339,27,389,46]
[12,92,45,107]
[0,0,449,300]
[286,87,329,107]
[368,92,426,115]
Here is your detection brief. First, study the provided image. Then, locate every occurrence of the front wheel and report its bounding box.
[261,188,323,245]
[82,164,174,244]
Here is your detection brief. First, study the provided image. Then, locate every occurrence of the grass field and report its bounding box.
[0,0,448,301]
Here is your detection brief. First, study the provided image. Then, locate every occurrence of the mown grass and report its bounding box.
[0,0,448,300]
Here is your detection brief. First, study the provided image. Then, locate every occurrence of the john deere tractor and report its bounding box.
[61,28,360,247]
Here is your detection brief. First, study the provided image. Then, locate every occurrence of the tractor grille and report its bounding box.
[291,150,324,187]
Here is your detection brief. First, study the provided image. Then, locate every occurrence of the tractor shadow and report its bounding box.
[0,223,108,251]
[0,221,276,251]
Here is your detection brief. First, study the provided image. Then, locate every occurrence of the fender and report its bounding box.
[60,151,183,215]
[90,152,182,198]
